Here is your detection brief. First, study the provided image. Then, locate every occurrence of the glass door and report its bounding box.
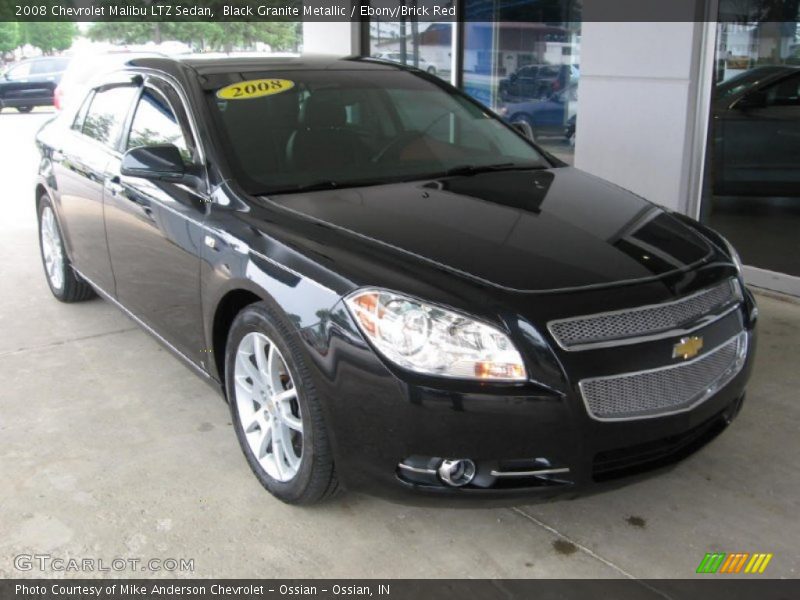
[700,7,800,295]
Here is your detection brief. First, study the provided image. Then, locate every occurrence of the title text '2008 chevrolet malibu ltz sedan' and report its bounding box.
[34,56,757,505]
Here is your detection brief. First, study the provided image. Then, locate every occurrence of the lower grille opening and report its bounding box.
[592,409,734,482]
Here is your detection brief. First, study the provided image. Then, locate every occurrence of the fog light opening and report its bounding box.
[437,458,476,487]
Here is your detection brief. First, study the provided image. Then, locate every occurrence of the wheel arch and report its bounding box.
[35,183,49,213]
[211,287,264,393]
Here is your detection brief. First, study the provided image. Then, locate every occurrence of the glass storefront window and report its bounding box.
[701,7,800,279]
[463,20,581,164]
[368,18,453,82]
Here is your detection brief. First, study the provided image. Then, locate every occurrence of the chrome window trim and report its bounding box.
[578,331,748,423]
[547,278,742,351]
[489,467,570,478]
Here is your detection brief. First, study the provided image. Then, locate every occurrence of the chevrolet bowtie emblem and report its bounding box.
[673,336,704,360]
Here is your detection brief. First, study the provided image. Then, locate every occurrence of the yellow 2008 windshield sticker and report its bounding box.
[216,79,295,100]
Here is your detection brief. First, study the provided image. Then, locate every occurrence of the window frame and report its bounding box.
[121,70,210,195]
[78,83,140,152]
[71,90,95,133]
[123,83,197,165]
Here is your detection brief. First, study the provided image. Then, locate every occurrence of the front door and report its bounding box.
[103,78,208,365]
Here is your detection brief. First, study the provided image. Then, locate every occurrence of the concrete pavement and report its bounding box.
[1,112,798,580]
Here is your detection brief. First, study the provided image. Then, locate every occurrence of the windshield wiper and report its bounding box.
[442,162,546,177]
[265,177,391,195]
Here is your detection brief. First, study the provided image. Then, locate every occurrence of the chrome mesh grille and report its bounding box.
[549,279,741,350]
[579,333,747,421]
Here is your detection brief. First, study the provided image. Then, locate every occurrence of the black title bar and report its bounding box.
[4,579,800,600]
[1,0,798,22]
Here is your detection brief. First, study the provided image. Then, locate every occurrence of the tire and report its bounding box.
[38,195,96,302]
[16,106,33,113]
[426,66,437,75]
[225,302,338,505]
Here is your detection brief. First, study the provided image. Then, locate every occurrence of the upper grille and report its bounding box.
[579,332,747,421]
[548,279,742,350]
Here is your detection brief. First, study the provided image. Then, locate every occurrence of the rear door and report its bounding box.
[26,58,67,104]
[0,61,33,106]
[104,77,208,364]
[52,84,139,292]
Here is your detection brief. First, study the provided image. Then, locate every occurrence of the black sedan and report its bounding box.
[711,65,800,197]
[0,56,69,113]
[35,56,757,505]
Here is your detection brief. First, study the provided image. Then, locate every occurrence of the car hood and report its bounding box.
[265,167,717,293]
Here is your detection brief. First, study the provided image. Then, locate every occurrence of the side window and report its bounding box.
[31,59,57,75]
[71,91,94,132]
[82,86,137,148]
[764,74,800,107]
[6,62,31,80]
[126,87,193,163]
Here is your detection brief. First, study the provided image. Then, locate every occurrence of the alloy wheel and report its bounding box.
[234,332,304,482]
[40,206,64,291]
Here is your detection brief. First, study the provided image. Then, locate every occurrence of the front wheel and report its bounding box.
[38,196,95,302]
[16,106,33,113]
[226,302,338,505]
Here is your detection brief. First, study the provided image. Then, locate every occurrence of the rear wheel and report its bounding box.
[38,196,95,302]
[16,106,33,113]
[226,302,338,504]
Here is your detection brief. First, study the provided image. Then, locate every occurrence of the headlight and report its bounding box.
[721,236,744,276]
[345,289,527,382]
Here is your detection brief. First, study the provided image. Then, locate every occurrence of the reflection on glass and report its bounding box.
[462,21,581,165]
[702,11,800,278]
[369,19,453,81]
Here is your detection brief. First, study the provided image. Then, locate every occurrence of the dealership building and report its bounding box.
[303,1,800,296]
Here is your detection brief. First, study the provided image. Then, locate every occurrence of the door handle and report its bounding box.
[105,176,123,196]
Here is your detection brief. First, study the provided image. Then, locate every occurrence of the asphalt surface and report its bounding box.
[1,111,798,580]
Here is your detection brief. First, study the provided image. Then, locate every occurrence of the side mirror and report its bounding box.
[512,120,535,141]
[735,90,767,110]
[121,144,187,183]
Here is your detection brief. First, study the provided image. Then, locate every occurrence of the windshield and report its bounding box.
[715,66,787,100]
[206,69,549,194]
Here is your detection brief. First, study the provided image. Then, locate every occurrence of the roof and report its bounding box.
[127,54,401,77]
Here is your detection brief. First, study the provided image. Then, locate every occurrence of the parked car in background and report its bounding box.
[55,51,164,111]
[499,82,578,142]
[565,114,576,146]
[0,56,69,113]
[498,64,578,103]
[712,65,800,197]
[374,51,438,75]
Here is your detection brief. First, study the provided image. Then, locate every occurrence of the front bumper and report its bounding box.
[299,277,757,505]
